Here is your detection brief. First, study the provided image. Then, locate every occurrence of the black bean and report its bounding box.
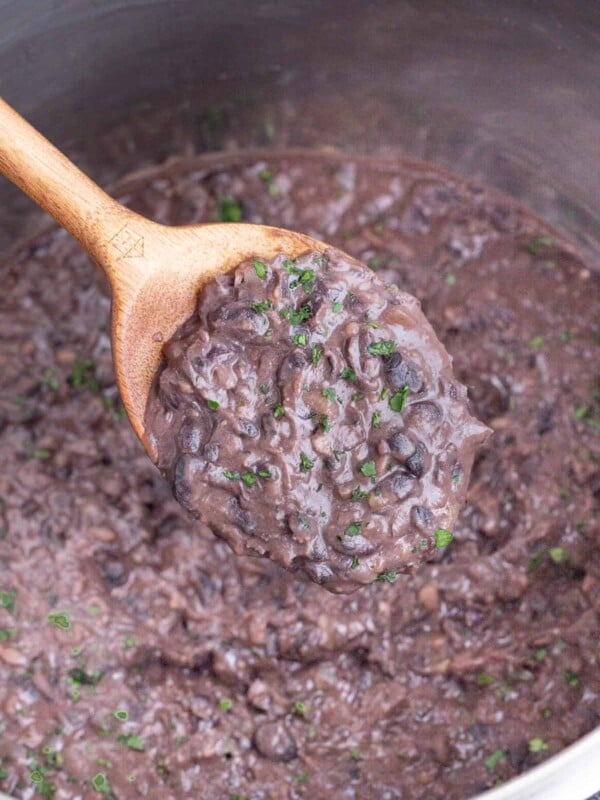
[411,505,434,530]
[178,418,204,454]
[389,432,414,458]
[203,442,220,462]
[406,444,426,478]
[254,721,298,762]
[173,456,192,505]
[390,474,415,500]
[239,418,259,438]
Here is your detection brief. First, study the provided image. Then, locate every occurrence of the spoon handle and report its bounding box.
[0,96,129,268]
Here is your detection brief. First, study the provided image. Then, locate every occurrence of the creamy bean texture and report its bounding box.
[146,249,489,591]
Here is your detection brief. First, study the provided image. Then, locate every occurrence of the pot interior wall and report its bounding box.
[0,0,598,262]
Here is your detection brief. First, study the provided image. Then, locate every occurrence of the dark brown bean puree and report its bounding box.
[0,151,598,800]
[146,249,489,592]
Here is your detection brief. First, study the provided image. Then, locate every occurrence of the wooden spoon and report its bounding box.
[0,97,328,460]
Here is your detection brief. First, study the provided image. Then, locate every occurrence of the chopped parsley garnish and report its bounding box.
[310,345,323,365]
[367,256,380,271]
[322,387,337,402]
[241,472,256,487]
[299,452,315,473]
[372,410,381,429]
[91,772,111,794]
[332,300,343,313]
[564,669,579,688]
[223,470,241,481]
[68,667,102,686]
[484,748,507,770]
[114,709,129,721]
[380,387,391,401]
[548,546,567,564]
[529,738,549,753]
[293,701,308,716]
[253,258,267,279]
[251,299,272,313]
[526,235,555,255]
[320,414,331,432]
[257,468,272,479]
[351,556,360,570]
[376,571,397,584]
[476,672,494,686]
[351,487,368,501]
[340,366,357,383]
[534,647,547,661]
[345,522,362,536]
[218,698,233,712]
[292,332,309,347]
[528,335,544,349]
[0,629,17,641]
[573,405,590,421]
[0,590,16,612]
[47,611,71,630]
[359,460,377,478]
[446,273,457,286]
[207,399,220,410]
[389,386,410,412]
[218,196,242,223]
[117,733,145,751]
[351,391,363,402]
[365,320,380,329]
[434,528,454,548]
[367,340,396,356]
[350,748,361,761]
[288,304,313,325]
[273,405,285,419]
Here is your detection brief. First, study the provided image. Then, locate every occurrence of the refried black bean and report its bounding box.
[0,150,598,800]
[145,250,490,592]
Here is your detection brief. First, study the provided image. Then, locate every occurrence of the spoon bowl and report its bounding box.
[0,97,327,460]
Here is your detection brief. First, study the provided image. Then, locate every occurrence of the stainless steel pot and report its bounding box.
[0,2,598,798]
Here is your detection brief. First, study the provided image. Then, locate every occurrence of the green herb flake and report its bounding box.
[68,667,102,687]
[367,256,380,271]
[345,522,362,536]
[564,669,579,688]
[446,273,457,286]
[320,414,331,433]
[114,709,129,722]
[332,300,343,313]
[367,340,396,357]
[257,468,272,479]
[207,399,220,410]
[288,304,313,325]
[310,345,323,365]
[251,299,272,314]
[218,196,242,223]
[359,460,377,478]
[549,546,568,564]
[322,387,337,402]
[350,748,361,761]
[293,701,308,716]
[389,386,410,412]
[528,335,544,349]
[376,571,397,584]
[534,647,547,661]
[528,737,549,753]
[91,772,111,794]
[117,733,145,752]
[123,635,136,650]
[273,405,285,419]
[47,611,71,630]
[484,748,507,770]
[40,368,60,391]
[434,528,454,548]
[299,452,315,474]
[241,472,256,487]
[340,366,358,383]
[0,590,16,612]
[351,392,363,402]
[0,629,17,641]
[380,387,391,401]
[351,487,368,501]
[477,672,494,686]
[252,258,267,279]
[573,405,590,421]
[526,236,555,256]
[218,697,234,712]
[372,410,381,429]
[292,332,309,347]
[70,358,100,393]
[223,469,241,481]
